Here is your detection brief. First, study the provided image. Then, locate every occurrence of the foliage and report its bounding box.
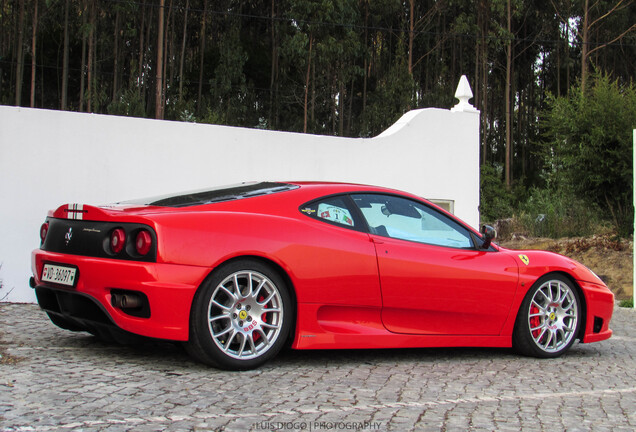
[540,74,636,236]
[360,51,416,137]
[209,15,249,127]
[107,88,147,118]
[479,163,516,223]
[166,93,197,123]
[619,298,634,308]
[480,162,607,238]
[1,1,635,237]
[516,186,606,238]
[3,0,632,139]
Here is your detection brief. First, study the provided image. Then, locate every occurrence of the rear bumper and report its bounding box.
[579,280,614,344]
[31,249,210,341]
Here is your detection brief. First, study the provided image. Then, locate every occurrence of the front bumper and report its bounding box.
[579,279,614,343]
[31,249,210,341]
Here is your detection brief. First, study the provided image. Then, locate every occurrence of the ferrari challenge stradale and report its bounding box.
[31,182,614,370]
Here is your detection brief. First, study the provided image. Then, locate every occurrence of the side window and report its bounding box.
[300,196,357,229]
[352,194,474,249]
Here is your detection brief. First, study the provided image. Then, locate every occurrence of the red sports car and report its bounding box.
[31,182,614,369]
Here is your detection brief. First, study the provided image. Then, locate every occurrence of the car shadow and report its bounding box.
[48,331,602,373]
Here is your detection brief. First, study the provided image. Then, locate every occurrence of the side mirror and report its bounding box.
[480,225,497,249]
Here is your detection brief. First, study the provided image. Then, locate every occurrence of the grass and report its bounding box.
[618,298,634,308]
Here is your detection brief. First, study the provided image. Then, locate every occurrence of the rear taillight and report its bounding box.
[110,228,126,254]
[135,230,152,256]
[39,222,49,243]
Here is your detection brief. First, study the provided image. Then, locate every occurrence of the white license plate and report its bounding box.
[41,264,77,287]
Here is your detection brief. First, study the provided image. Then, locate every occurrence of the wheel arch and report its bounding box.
[513,270,588,342]
[191,254,298,345]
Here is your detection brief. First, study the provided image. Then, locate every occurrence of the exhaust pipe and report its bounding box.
[112,293,143,309]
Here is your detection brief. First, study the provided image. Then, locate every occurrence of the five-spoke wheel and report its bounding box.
[186,260,292,370]
[514,275,581,358]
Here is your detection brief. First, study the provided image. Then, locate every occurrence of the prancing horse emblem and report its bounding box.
[65,228,73,246]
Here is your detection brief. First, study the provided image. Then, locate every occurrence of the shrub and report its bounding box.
[516,187,607,238]
[539,73,635,236]
[480,164,515,223]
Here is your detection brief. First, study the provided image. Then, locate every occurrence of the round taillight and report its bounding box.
[110,228,126,254]
[135,230,152,256]
[40,222,49,243]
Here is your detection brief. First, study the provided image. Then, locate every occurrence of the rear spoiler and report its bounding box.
[50,204,115,221]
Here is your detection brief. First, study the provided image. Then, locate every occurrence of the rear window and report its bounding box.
[122,182,297,207]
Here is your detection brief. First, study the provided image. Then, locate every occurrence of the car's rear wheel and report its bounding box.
[513,274,581,358]
[186,259,292,370]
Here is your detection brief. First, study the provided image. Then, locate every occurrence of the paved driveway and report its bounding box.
[1,303,634,431]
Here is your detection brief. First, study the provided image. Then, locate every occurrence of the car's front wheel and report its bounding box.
[186,259,292,370]
[513,274,581,358]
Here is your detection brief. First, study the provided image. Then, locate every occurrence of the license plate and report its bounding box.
[41,264,77,287]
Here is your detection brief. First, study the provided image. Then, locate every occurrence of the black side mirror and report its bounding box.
[480,225,496,249]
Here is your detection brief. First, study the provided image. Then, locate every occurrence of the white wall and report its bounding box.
[0,89,479,303]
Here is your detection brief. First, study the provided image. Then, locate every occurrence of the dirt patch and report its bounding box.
[0,344,22,365]
[500,235,633,300]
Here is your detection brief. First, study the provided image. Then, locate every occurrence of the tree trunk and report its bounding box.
[178,0,189,100]
[0,0,4,53]
[197,0,207,115]
[408,0,414,75]
[338,72,344,136]
[362,0,368,114]
[331,67,336,134]
[161,0,172,110]
[79,0,87,111]
[451,35,456,86]
[268,0,277,128]
[303,33,313,133]
[556,35,560,96]
[136,0,148,107]
[144,5,152,113]
[15,0,25,106]
[86,0,95,112]
[0,0,4,98]
[137,0,145,97]
[478,0,489,165]
[168,0,175,86]
[112,9,120,102]
[155,0,165,119]
[310,53,315,125]
[474,35,479,124]
[581,0,589,93]
[565,20,570,93]
[347,78,354,136]
[61,0,70,109]
[518,87,525,178]
[504,0,512,188]
[29,0,38,108]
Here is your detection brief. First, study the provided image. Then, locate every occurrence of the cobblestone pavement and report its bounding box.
[0,303,634,432]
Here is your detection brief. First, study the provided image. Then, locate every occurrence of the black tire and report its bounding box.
[185,259,292,370]
[513,274,581,358]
